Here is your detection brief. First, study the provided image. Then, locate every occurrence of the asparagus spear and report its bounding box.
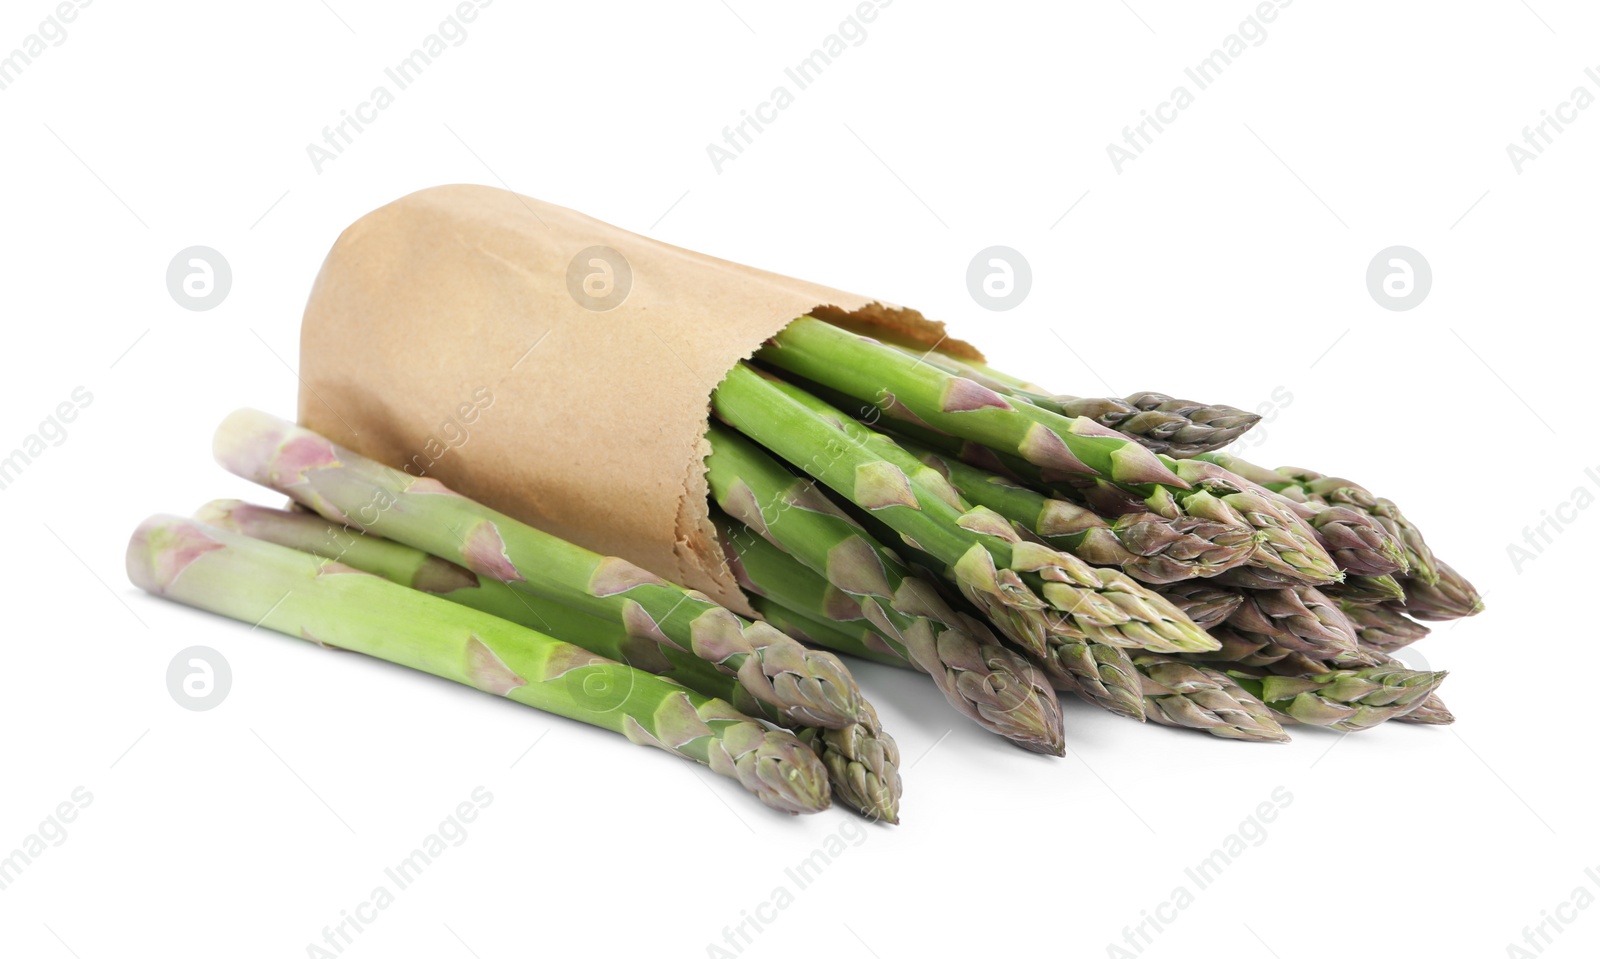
[908,445,1256,583]
[797,702,903,824]
[1348,648,1455,725]
[887,347,1260,457]
[127,515,831,814]
[1315,573,1407,608]
[1057,463,1341,588]
[213,410,868,731]
[1132,655,1289,743]
[703,427,1064,753]
[759,316,1187,486]
[1398,561,1485,621]
[1226,661,1447,732]
[1222,585,1363,658]
[1182,624,1379,670]
[1395,693,1455,725]
[195,499,903,821]
[1153,458,1356,583]
[1156,581,1245,631]
[1070,392,1260,459]
[1276,496,1410,577]
[1199,455,1425,581]
[1340,602,1431,653]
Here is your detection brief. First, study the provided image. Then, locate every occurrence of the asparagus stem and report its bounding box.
[760,316,1187,486]
[212,409,869,731]
[127,515,831,814]
[196,499,901,822]
[888,346,1261,458]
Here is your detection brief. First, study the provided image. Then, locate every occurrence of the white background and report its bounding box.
[1,2,1591,957]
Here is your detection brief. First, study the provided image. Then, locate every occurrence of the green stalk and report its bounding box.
[704,426,1064,753]
[213,409,868,731]
[195,500,901,823]
[193,500,771,715]
[891,347,1261,458]
[908,444,1256,583]
[750,596,906,669]
[759,316,1187,486]
[127,515,831,814]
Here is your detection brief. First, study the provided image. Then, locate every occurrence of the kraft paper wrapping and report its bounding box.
[298,184,979,612]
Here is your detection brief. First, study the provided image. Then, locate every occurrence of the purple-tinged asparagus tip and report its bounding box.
[1109,444,1189,488]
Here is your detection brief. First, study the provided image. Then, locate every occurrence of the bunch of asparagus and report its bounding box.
[702,315,1476,743]
[130,410,899,820]
[125,314,1479,819]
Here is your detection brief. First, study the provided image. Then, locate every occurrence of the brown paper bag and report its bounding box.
[298,184,979,612]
